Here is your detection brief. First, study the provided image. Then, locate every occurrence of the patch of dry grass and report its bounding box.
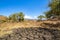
[0,21,60,37]
[0,21,40,37]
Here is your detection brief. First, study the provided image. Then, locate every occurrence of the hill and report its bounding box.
[0,20,60,40]
[0,15,8,23]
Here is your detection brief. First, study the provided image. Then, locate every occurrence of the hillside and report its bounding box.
[0,27,60,40]
[0,20,60,40]
[0,15,8,23]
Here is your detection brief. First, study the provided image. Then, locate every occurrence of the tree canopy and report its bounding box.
[37,15,45,20]
[45,0,60,20]
[9,12,25,22]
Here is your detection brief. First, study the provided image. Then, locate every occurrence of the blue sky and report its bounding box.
[0,0,50,19]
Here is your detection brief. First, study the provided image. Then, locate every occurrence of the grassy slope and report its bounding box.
[0,20,60,37]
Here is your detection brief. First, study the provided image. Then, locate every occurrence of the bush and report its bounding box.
[9,12,25,22]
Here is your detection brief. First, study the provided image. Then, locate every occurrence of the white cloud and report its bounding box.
[24,15,33,19]
[33,16,37,19]
[24,15,38,19]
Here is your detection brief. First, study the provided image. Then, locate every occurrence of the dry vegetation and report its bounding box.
[0,20,60,37]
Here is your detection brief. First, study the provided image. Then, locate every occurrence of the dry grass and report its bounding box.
[0,21,40,37]
[0,20,60,37]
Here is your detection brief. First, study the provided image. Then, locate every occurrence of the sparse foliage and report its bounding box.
[37,15,45,21]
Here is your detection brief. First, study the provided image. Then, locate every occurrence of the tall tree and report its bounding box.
[45,0,60,20]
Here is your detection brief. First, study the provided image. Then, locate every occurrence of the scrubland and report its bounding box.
[0,20,60,37]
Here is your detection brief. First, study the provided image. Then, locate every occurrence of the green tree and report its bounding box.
[18,12,25,21]
[9,12,25,22]
[45,0,60,20]
[37,15,45,20]
[9,13,17,22]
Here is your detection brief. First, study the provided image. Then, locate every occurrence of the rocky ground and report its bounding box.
[0,27,60,40]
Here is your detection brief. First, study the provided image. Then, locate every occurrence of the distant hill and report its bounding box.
[0,15,8,22]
